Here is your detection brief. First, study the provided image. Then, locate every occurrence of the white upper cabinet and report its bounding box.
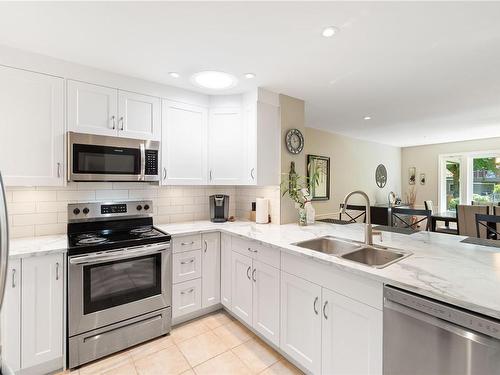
[118,90,160,140]
[68,80,118,136]
[68,80,160,140]
[0,66,64,186]
[208,107,246,185]
[161,100,208,185]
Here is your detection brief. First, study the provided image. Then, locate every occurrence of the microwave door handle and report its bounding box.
[140,144,146,181]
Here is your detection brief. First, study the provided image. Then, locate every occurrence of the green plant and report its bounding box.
[494,184,500,194]
[281,164,320,209]
[473,194,491,204]
[448,197,460,210]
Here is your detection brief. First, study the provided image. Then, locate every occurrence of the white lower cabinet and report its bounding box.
[201,232,221,308]
[280,272,322,374]
[252,260,280,346]
[321,288,383,375]
[1,254,64,375]
[21,254,64,370]
[1,259,21,373]
[220,233,232,308]
[230,251,253,325]
[172,278,202,318]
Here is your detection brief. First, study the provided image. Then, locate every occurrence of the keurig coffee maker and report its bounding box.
[209,195,229,222]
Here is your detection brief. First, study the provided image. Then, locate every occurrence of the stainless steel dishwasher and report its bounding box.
[384,285,500,375]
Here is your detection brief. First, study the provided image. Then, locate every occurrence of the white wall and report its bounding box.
[305,128,402,217]
[401,136,500,208]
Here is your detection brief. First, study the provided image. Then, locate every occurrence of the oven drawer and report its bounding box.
[173,249,202,284]
[173,234,202,253]
[68,308,171,369]
[172,278,202,318]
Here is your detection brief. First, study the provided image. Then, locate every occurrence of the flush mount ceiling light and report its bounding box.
[322,26,339,37]
[244,73,256,79]
[364,116,372,120]
[191,71,238,90]
[168,72,180,78]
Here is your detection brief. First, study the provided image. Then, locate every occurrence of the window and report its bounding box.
[439,151,500,211]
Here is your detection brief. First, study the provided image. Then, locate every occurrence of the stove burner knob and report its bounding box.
[82,207,90,215]
[73,208,80,215]
[136,205,143,211]
[144,204,150,211]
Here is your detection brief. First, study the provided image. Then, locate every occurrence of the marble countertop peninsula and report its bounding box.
[8,220,500,320]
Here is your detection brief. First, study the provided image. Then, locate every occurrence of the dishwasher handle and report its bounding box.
[384,285,500,341]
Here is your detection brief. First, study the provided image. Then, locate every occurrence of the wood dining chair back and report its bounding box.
[475,214,500,240]
[339,203,366,223]
[457,205,489,237]
[391,207,432,231]
[494,206,500,234]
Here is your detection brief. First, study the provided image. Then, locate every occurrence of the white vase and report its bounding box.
[305,202,315,225]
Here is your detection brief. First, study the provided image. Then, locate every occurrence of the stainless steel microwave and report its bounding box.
[68,132,160,182]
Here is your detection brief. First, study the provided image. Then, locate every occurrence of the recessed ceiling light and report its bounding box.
[322,26,339,38]
[169,72,180,78]
[364,116,372,120]
[191,71,238,90]
[244,73,256,79]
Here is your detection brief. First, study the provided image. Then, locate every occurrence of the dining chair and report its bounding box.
[424,200,434,212]
[339,203,366,223]
[494,206,500,234]
[457,205,489,237]
[391,207,432,231]
[475,214,500,240]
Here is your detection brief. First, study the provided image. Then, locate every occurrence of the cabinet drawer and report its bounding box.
[232,236,280,268]
[173,250,202,284]
[172,279,202,318]
[173,234,202,253]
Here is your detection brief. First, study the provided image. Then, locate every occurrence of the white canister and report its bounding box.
[256,198,270,224]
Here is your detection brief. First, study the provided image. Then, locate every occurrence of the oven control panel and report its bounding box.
[68,200,153,222]
[101,204,127,214]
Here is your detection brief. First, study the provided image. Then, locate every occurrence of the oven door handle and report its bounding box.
[69,243,170,265]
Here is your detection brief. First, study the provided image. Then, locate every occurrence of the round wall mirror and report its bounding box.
[375,164,387,188]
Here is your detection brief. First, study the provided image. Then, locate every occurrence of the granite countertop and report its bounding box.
[8,219,500,320]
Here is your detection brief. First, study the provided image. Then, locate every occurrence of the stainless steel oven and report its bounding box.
[68,132,159,182]
[68,243,171,368]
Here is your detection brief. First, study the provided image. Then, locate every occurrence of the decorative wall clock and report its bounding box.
[285,128,304,154]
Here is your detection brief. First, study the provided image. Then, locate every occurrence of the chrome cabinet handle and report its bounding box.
[252,268,256,282]
[119,116,124,131]
[180,259,194,265]
[247,247,257,253]
[246,266,251,280]
[209,170,213,181]
[250,168,255,180]
[180,288,194,295]
[313,297,319,315]
[323,301,328,320]
[12,269,16,288]
[181,241,195,246]
[111,115,116,130]
[56,262,60,280]
[57,162,61,178]
[163,168,167,180]
[204,240,207,253]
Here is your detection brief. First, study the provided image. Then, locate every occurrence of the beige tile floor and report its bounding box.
[59,310,303,375]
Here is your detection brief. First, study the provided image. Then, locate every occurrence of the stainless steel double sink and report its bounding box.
[293,236,411,268]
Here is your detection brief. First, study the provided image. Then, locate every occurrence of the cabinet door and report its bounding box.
[230,251,253,326]
[220,233,232,308]
[0,259,21,372]
[172,278,202,319]
[252,260,280,346]
[21,254,63,369]
[162,100,208,185]
[208,107,246,185]
[0,66,64,186]
[67,80,118,136]
[201,232,221,308]
[118,90,160,140]
[322,288,382,375]
[244,102,257,185]
[173,249,202,284]
[280,272,322,374]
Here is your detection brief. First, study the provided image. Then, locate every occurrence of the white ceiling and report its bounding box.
[0,2,499,147]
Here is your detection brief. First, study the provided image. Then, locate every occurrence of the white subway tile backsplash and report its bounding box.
[5,183,280,237]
